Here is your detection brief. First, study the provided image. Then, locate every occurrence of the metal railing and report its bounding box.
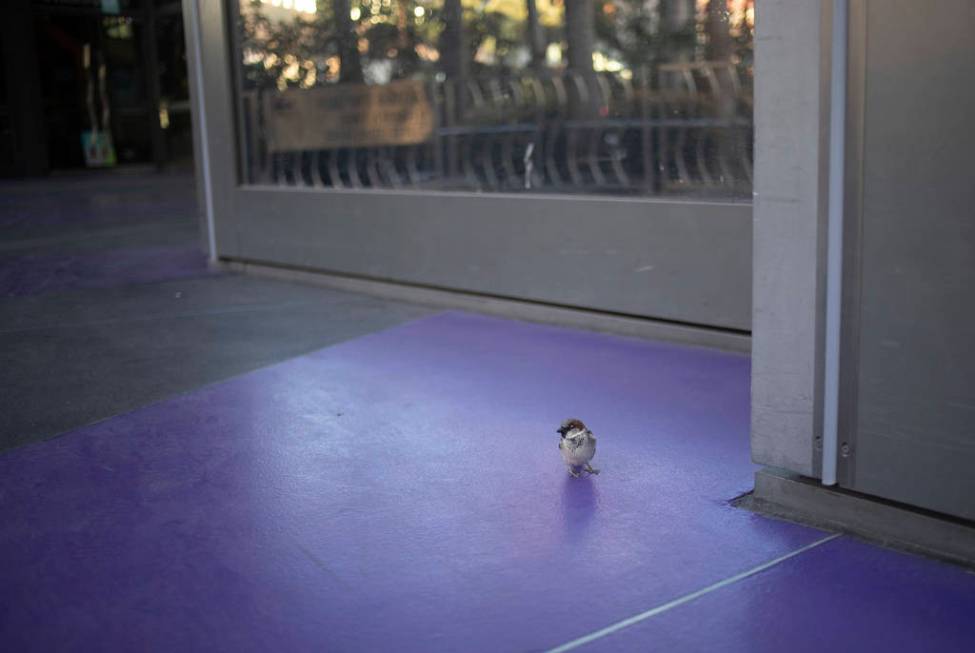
[241,62,752,198]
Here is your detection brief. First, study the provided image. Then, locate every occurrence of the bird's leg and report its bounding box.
[567,466,582,478]
[584,463,600,475]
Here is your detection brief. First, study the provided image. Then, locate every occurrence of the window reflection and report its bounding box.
[236,0,754,198]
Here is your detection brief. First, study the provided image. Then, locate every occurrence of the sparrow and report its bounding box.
[557,418,599,477]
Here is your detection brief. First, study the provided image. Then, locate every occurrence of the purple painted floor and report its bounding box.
[1,312,972,651]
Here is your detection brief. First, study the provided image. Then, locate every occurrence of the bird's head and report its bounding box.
[557,418,587,438]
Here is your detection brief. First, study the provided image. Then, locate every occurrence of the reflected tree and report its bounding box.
[333,0,364,82]
[705,0,732,61]
[238,0,752,90]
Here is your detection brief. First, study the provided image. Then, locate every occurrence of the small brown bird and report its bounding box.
[557,418,599,477]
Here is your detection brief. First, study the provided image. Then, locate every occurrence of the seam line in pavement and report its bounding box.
[545,533,843,653]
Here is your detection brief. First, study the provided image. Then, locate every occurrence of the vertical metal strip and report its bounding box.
[822,0,849,486]
[184,0,217,262]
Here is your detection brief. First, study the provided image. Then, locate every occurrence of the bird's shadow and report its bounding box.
[561,473,598,543]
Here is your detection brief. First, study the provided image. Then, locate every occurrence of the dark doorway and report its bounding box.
[35,12,152,169]
[0,1,191,177]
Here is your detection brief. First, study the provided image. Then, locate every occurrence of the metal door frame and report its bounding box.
[835,0,867,489]
[183,0,753,334]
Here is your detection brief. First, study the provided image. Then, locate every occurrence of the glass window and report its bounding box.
[233,0,753,198]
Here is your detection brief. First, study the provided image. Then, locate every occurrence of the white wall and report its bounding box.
[751,0,831,476]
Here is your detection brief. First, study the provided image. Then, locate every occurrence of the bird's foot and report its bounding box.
[584,464,600,475]
[568,467,582,478]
